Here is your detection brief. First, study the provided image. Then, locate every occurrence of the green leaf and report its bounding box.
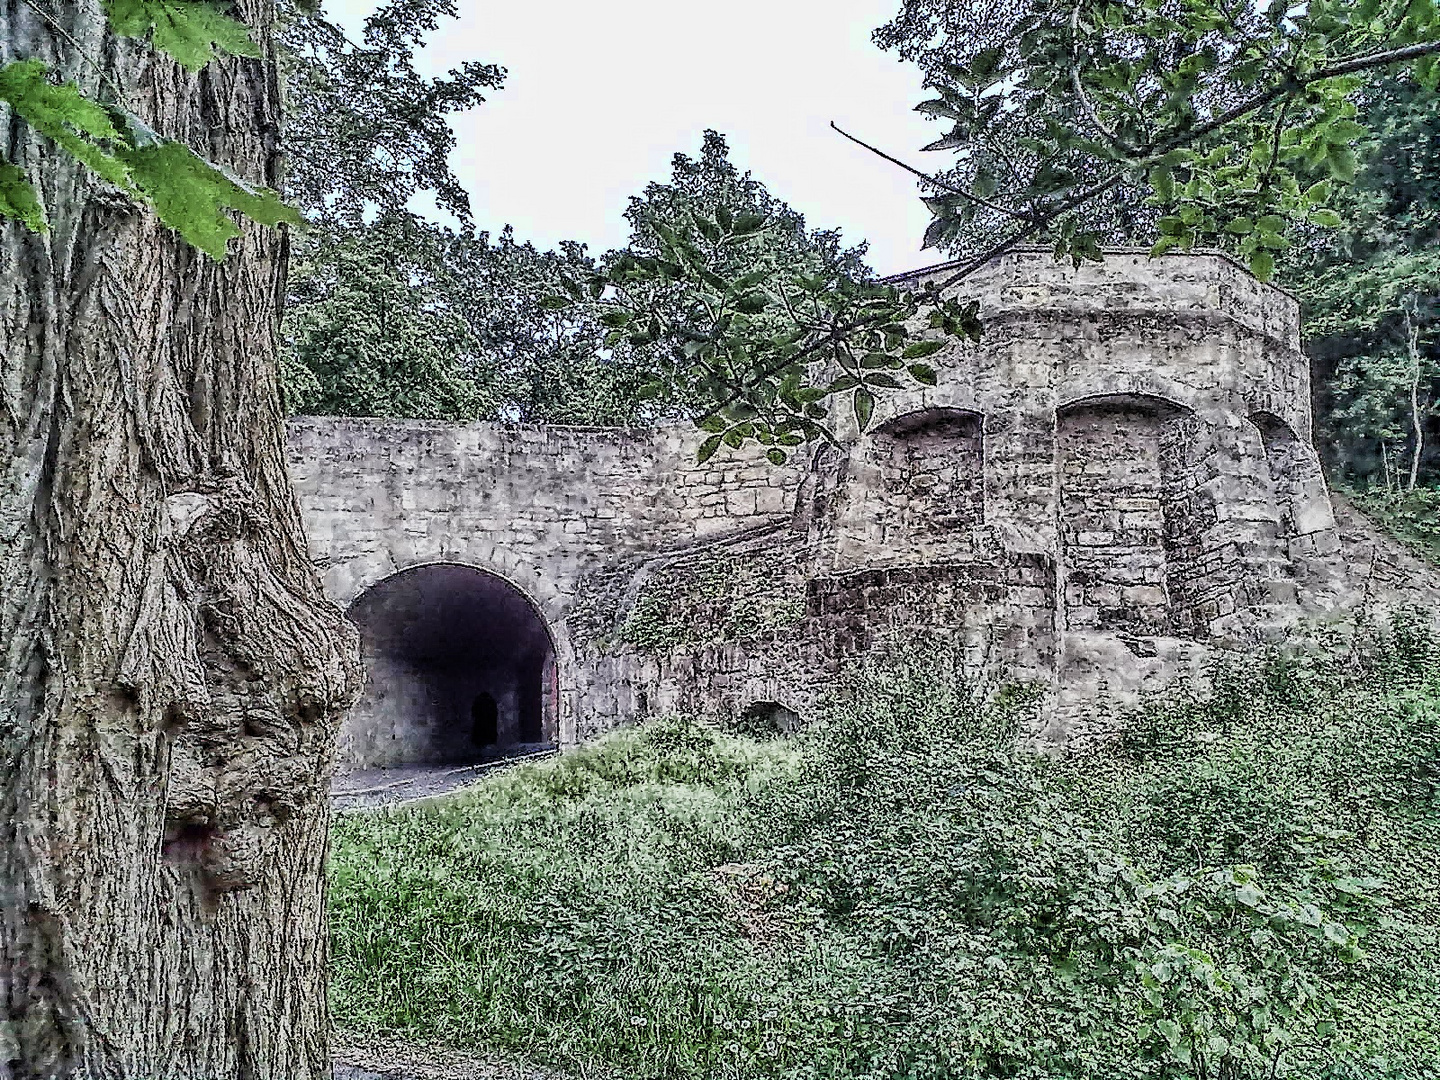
[903,339,945,359]
[971,46,1004,82]
[1249,249,1275,280]
[1325,144,1358,183]
[915,98,964,120]
[766,448,787,465]
[538,295,571,310]
[853,386,875,430]
[732,212,767,235]
[907,363,937,386]
[117,130,301,260]
[0,158,45,232]
[0,61,130,188]
[697,434,723,464]
[102,0,260,70]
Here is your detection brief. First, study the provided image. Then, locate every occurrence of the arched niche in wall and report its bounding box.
[837,407,986,566]
[1247,411,1334,552]
[338,563,559,771]
[1056,393,1212,637]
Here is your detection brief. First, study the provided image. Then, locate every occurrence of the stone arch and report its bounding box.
[737,700,805,737]
[866,382,983,435]
[1057,371,1205,418]
[1056,393,1212,637]
[1247,410,1335,553]
[336,562,565,771]
[829,406,986,567]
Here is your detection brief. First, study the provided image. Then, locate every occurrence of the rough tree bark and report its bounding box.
[1405,302,1425,494]
[0,3,361,1078]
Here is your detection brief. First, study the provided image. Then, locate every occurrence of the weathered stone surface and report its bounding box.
[287,250,1435,760]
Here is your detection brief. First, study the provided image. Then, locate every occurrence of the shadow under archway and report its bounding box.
[338,564,558,771]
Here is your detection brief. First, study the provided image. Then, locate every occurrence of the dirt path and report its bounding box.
[330,747,558,811]
[331,1034,601,1080]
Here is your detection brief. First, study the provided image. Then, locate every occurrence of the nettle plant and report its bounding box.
[0,0,299,258]
[1085,865,1382,1078]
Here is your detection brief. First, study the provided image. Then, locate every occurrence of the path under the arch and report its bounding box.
[330,747,557,811]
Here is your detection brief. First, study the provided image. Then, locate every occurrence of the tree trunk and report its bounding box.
[0,4,361,1078]
[1405,303,1424,494]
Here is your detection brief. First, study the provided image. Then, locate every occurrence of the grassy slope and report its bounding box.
[1345,486,1440,563]
[330,636,1440,1080]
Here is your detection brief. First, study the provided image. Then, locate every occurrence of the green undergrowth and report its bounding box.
[329,622,1440,1080]
[1348,485,1440,563]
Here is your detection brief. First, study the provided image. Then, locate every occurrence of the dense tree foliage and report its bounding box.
[282,215,639,422]
[1281,77,1439,490]
[276,0,1440,448]
[277,0,502,226]
[871,0,1439,280]
[280,129,904,434]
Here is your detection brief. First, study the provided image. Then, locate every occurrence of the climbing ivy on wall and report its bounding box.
[573,548,807,656]
[618,553,807,653]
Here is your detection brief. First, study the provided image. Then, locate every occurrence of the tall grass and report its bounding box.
[330,628,1440,1079]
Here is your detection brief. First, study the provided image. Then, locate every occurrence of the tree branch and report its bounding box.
[1069,0,1143,158]
[830,122,1031,222]
[1144,38,1440,160]
[932,171,1127,292]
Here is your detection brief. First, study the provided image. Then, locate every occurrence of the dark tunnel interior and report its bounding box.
[344,563,557,768]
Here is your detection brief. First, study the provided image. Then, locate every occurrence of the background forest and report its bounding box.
[279,2,1438,507]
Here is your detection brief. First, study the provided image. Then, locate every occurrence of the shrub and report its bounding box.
[330,630,1440,1079]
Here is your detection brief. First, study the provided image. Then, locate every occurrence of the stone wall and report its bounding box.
[288,249,1422,765]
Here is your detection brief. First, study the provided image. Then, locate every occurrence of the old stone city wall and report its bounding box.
[288,249,1424,770]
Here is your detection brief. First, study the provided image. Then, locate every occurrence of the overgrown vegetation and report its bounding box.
[1283,77,1439,491]
[616,549,806,653]
[1348,485,1440,561]
[330,624,1440,1079]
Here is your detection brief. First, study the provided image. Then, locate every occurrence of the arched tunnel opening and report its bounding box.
[338,564,558,771]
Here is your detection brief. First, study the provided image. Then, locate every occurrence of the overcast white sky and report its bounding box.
[325,0,942,275]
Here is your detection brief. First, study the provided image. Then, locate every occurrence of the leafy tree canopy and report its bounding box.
[1281,77,1439,488]
[277,0,503,226]
[871,0,1440,282]
[280,129,950,447]
[282,214,647,424]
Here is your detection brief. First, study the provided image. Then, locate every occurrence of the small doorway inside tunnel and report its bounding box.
[339,564,559,771]
[471,692,499,749]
